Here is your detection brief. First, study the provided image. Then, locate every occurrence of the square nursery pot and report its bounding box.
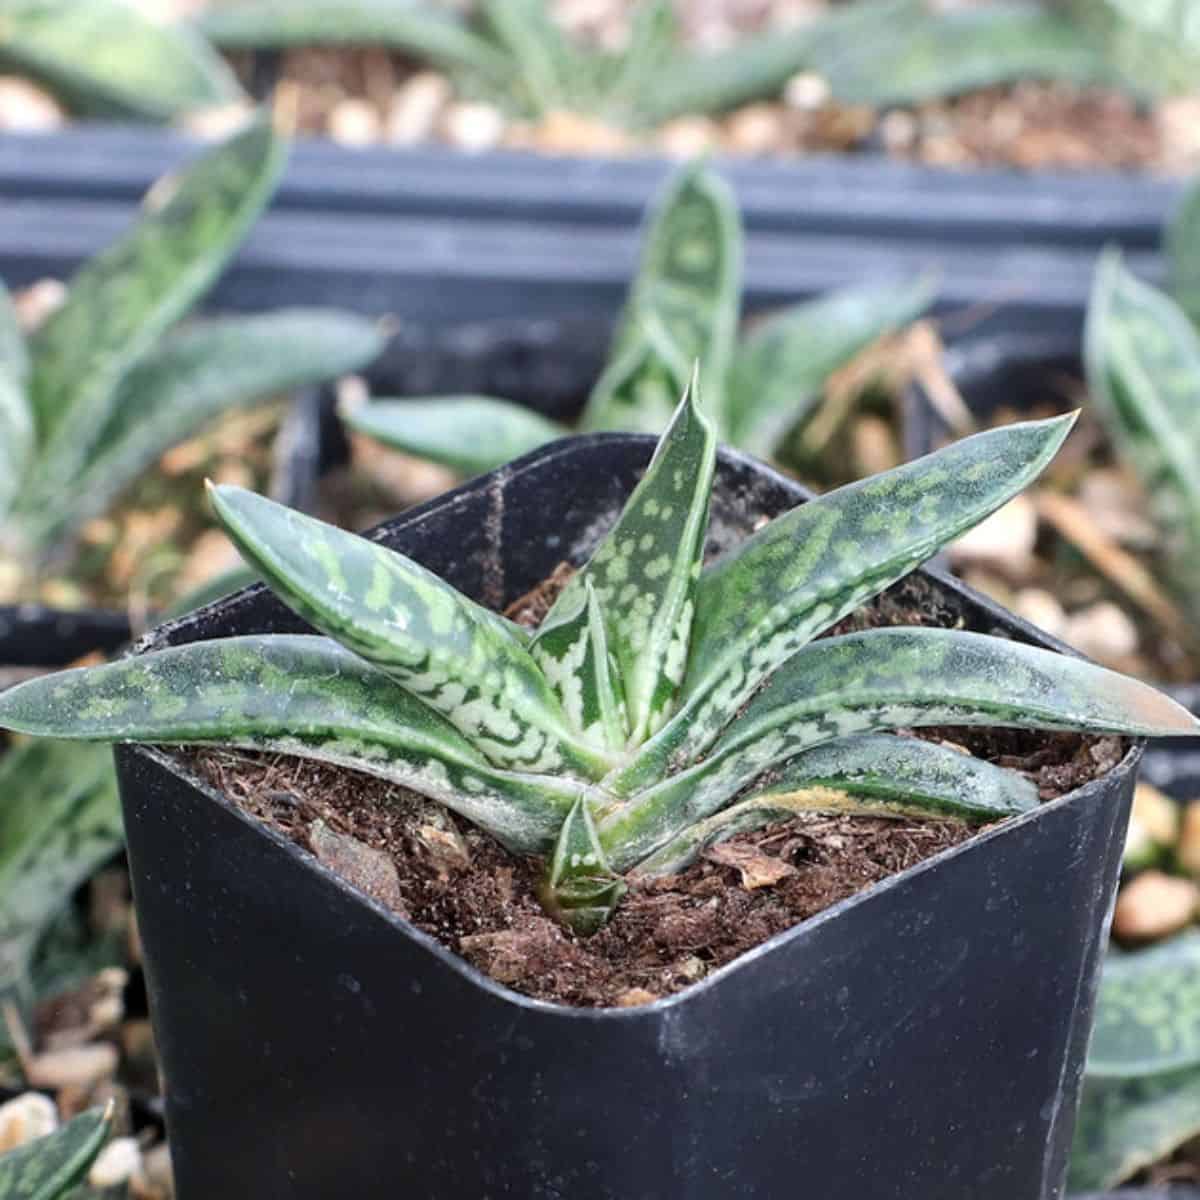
[0,389,324,673]
[902,332,1200,801]
[117,435,1146,1200]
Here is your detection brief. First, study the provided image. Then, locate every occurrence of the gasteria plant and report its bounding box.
[343,163,933,477]
[1084,249,1200,628]
[0,115,383,593]
[2,389,1197,934]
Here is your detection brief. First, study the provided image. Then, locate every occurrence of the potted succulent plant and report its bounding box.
[0,113,383,669]
[0,1103,112,1199]
[1,387,1197,1197]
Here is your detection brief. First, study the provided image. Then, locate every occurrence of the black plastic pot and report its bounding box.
[118,435,1141,1199]
[903,332,1200,797]
[0,389,326,671]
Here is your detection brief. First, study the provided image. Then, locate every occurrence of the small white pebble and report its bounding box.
[0,1093,58,1154]
[329,99,382,147]
[783,71,830,110]
[89,1137,142,1188]
[441,102,506,152]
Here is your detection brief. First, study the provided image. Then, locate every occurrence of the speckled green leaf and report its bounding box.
[729,276,936,456]
[600,627,1198,870]
[600,0,677,125]
[1085,250,1200,609]
[197,0,508,83]
[530,579,627,755]
[538,384,716,746]
[1068,0,1200,98]
[812,0,1116,107]
[0,1104,111,1200]
[29,309,382,548]
[0,635,578,853]
[20,117,285,528]
[1068,1066,1200,1191]
[581,315,691,436]
[1167,174,1200,325]
[0,281,30,520]
[612,415,1078,793]
[1088,933,1200,1078]
[343,395,566,477]
[0,0,241,120]
[0,738,121,996]
[208,485,610,779]
[613,166,740,431]
[631,733,1038,878]
[540,794,626,935]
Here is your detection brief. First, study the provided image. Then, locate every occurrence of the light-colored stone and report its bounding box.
[14,278,66,333]
[851,415,900,476]
[723,103,784,155]
[879,109,918,151]
[1078,468,1157,548]
[1013,588,1068,640]
[1062,602,1139,664]
[90,1138,143,1188]
[1113,870,1199,942]
[183,101,257,142]
[0,1093,58,1154]
[329,98,382,147]
[441,102,506,152]
[387,72,452,145]
[1178,802,1200,878]
[0,77,64,132]
[783,71,830,110]
[657,115,720,158]
[309,820,405,913]
[533,109,631,155]
[948,494,1037,572]
[1124,783,1181,871]
[26,1042,119,1091]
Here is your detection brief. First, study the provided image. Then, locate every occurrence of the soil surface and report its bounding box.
[184,570,1125,1008]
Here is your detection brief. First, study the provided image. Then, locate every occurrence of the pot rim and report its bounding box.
[124,431,1146,1020]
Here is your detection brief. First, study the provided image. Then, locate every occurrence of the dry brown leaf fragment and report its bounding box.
[705,842,796,889]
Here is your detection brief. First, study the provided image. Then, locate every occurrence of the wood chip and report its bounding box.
[705,842,797,889]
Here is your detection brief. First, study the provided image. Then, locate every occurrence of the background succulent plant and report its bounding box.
[1069,930,1200,1190]
[0,1103,112,1200]
[1,390,1196,934]
[0,115,383,595]
[342,163,933,478]
[1084,247,1200,632]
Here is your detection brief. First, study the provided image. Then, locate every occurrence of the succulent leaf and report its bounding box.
[0,0,241,120]
[478,0,575,115]
[208,485,610,778]
[1085,250,1200,610]
[0,282,30,520]
[1069,1067,1200,1191]
[613,166,741,430]
[540,795,626,936]
[21,117,285,521]
[531,579,628,754]
[1167,175,1200,325]
[811,0,1116,107]
[342,395,567,476]
[28,310,383,547]
[613,415,1078,792]
[0,1104,112,1200]
[729,276,936,456]
[1067,0,1200,99]
[581,315,691,435]
[0,739,121,997]
[600,627,1197,870]
[539,383,716,746]
[0,635,578,853]
[632,734,1037,878]
[1088,933,1200,1078]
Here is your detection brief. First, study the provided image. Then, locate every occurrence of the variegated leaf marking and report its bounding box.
[530,578,628,754]
[0,635,579,853]
[600,627,1198,870]
[208,485,611,779]
[609,414,1078,794]
[539,382,716,747]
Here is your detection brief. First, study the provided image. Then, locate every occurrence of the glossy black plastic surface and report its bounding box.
[118,436,1140,1199]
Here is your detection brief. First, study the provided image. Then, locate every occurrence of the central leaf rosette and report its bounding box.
[1,386,1197,934]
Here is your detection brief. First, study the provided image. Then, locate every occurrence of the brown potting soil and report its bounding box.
[184,568,1125,1009]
